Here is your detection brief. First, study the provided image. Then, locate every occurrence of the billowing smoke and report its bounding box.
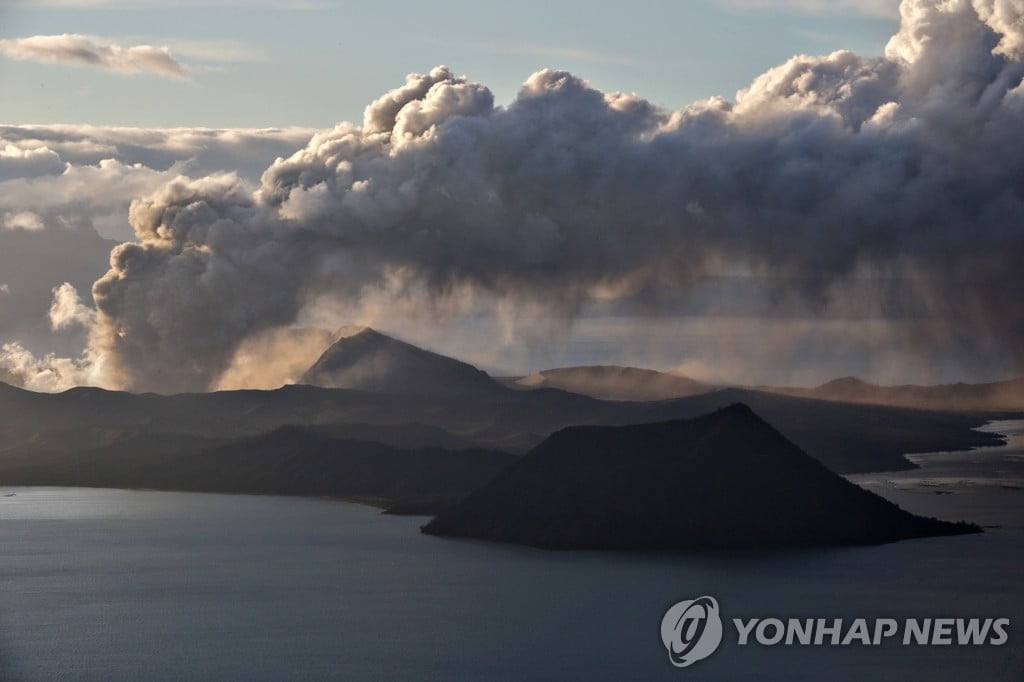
[0,341,91,392]
[89,0,1024,392]
[49,283,95,332]
[212,326,342,391]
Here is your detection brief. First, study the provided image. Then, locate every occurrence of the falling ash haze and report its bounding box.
[67,0,1024,392]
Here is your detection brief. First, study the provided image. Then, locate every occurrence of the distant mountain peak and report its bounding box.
[817,376,873,390]
[513,364,709,401]
[300,328,503,397]
[713,401,756,417]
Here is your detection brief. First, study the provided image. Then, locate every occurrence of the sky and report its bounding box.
[0,1,899,127]
[1,0,1023,393]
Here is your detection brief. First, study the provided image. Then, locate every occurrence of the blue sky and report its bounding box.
[0,0,898,127]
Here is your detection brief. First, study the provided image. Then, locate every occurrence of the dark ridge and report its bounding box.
[272,422,480,451]
[0,425,517,507]
[423,404,980,550]
[0,380,1004,473]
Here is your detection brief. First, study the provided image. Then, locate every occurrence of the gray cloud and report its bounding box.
[0,34,187,78]
[0,125,315,242]
[0,144,66,182]
[1,212,46,232]
[0,222,113,367]
[30,1,1024,392]
[0,126,313,383]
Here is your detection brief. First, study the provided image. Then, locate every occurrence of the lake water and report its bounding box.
[2,423,1023,680]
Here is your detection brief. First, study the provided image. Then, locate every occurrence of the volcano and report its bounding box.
[300,327,504,397]
[423,404,979,549]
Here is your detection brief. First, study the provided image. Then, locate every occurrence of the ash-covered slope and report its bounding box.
[301,327,503,396]
[513,366,710,401]
[423,404,978,550]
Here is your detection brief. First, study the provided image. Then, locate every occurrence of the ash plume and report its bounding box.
[88,0,1024,393]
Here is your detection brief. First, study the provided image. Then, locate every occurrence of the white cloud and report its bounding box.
[0,124,315,174]
[0,125,315,240]
[49,283,96,331]
[89,36,270,65]
[0,342,92,392]
[0,34,188,79]
[0,144,66,181]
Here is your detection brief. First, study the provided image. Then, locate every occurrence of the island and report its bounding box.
[422,404,980,549]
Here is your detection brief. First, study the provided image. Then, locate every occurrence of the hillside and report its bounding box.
[423,405,979,549]
[0,425,516,510]
[300,327,503,396]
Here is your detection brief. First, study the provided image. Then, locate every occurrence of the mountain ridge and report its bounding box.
[0,377,1006,474]
[763,375,1024,412]
[510,365,710,401]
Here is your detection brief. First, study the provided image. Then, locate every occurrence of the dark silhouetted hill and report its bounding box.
[423,404,979,550]
[640,387,1005,474]
[0,424,516,510]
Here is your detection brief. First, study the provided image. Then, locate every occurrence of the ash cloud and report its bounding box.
[0,341,91,392]
[0,126,312,384]
[49,283,96,332]
[68,0,1024,391]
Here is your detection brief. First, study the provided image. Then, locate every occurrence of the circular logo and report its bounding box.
[660,596,723,668]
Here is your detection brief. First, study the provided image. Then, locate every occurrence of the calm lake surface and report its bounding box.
[2,422,1023,681]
